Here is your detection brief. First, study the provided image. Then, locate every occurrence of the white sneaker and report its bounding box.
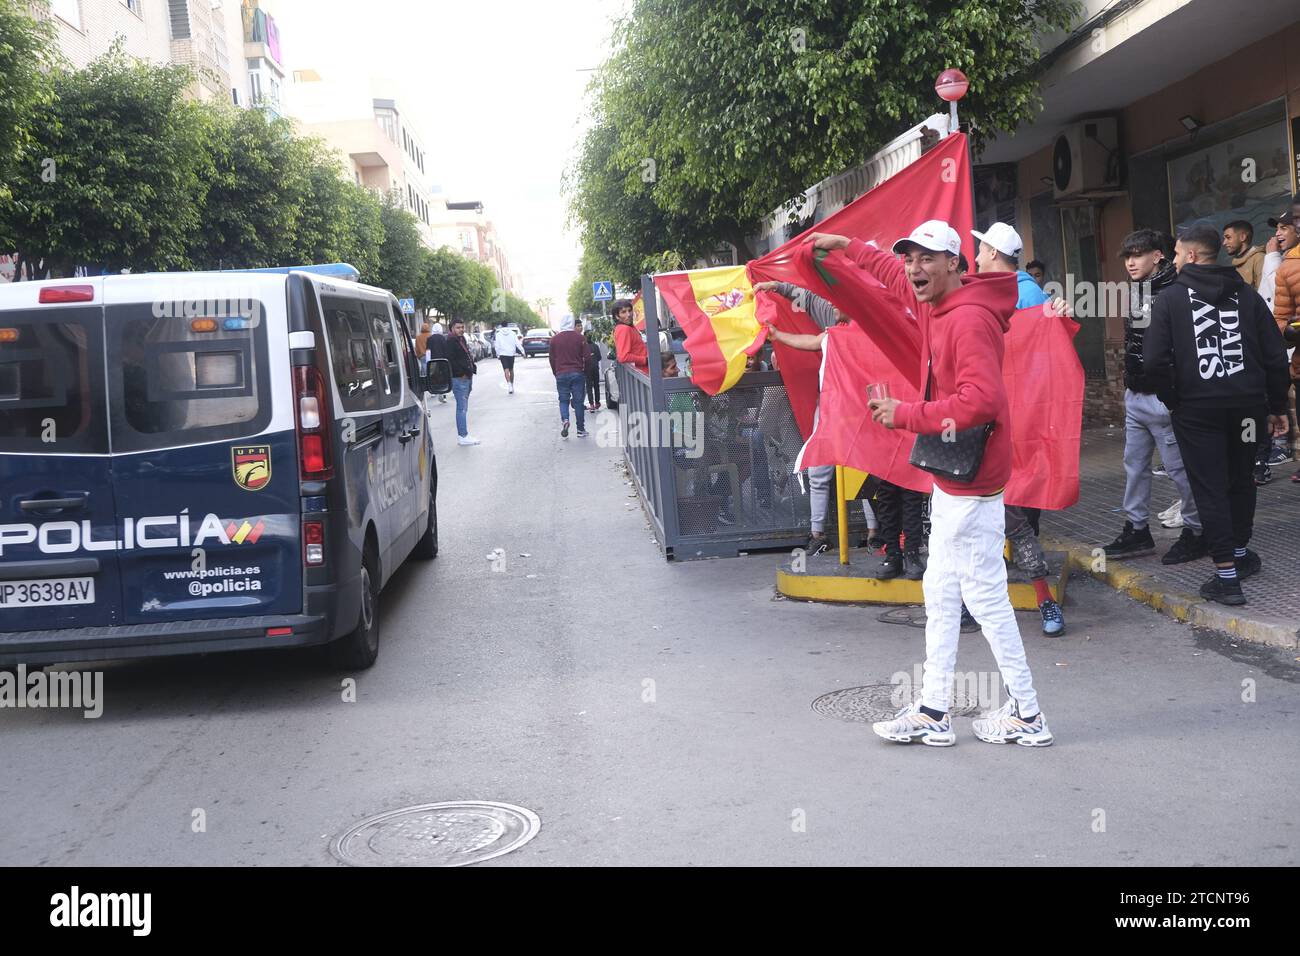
[508,384,514,394]
[971,698,1054,747]
[871,701,955,747]
[457,435,481,446]
[1158,499,1183,529]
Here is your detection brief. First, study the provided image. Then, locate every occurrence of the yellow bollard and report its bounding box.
[836,465,850,566]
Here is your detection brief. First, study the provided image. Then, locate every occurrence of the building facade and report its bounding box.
[976,0,1300,420]
[283,72,439,247]
[33,1,287,114]
[429,200,519,294]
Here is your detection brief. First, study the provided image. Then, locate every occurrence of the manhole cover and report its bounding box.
[332,801,541,867]
[812,682,982,722]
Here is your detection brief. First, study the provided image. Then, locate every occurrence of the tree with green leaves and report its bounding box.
[569,0,1078,277]
[5,47,214,279]
[417,246,495,323]
[373,190,426,297]
[0,0,56,251]
[187,106,315,270]
[290,142,384,281]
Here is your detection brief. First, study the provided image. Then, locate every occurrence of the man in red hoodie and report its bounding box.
[809,220,1052,749]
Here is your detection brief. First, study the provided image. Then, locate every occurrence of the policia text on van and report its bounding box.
[0,266,451,669]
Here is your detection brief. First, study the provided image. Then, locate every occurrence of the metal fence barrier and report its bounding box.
[616,277,870,561]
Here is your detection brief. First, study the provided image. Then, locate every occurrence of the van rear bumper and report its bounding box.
[0,613,331,667]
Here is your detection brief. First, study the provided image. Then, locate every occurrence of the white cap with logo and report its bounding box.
[971,221,1023,259]
[892,220,962,256]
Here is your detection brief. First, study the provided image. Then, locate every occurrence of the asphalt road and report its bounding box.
[2,356,1297,866]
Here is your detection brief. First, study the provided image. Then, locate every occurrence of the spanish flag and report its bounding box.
[653,265,764,394]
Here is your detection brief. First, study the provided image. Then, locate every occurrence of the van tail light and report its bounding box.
[293,365,333,481]
[303,519,325,566]
[38,285,94,304]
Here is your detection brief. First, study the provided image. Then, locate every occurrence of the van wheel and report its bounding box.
[330,550,379,670]
[413,481,438,559]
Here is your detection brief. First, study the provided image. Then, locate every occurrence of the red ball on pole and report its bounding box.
[935,69,969,102]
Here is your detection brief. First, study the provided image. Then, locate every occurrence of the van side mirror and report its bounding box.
[424,357,452,395]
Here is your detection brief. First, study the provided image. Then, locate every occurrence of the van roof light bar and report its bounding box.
[225,263,360,281]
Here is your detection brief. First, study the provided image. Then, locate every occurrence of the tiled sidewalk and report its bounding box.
[1041,426,1300,647]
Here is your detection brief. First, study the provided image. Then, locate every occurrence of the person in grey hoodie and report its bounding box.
[1143,223,1290,607]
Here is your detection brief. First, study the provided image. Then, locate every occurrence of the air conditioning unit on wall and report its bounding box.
[1053,118,1121,199]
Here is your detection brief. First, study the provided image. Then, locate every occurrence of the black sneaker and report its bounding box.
[877,549,903,579]
[902,550,926,580]
[959,604,979,633]
[1254,463,1271,486]
[1161,527,1207,565]
[1200,574,1246,606]
[1235,549,1262,580]
[1103,520,1156,559]
[716,509,736,526]
[561,421,570,438]
[806,535,829,556]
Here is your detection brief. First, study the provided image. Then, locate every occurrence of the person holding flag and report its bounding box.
[612,299,648,373]
[810,221,1053,748]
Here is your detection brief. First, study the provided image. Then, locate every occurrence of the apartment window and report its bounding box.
[123,0,143,16]
[167,0,191,39]
[249,70,262,105]
[50,0,81,28]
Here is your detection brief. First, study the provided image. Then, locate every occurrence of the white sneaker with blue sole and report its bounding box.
[972,699,1054,747]
[871,702,956,747]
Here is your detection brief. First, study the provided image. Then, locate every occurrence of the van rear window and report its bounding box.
[107,302,271,452]
[0,309,108,454]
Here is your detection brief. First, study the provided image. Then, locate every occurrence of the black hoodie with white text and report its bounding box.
[1142,263,1289,414]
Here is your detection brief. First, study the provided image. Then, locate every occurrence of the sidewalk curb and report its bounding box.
[1044,535,1299,650]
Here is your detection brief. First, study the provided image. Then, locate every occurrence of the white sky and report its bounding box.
[273,0,629,320]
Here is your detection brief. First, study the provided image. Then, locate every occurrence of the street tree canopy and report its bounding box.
[568,0,1078,283]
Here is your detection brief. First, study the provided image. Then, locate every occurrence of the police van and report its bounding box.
[0,266,451,669]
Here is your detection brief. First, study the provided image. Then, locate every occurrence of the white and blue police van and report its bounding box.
[0,265,450,669]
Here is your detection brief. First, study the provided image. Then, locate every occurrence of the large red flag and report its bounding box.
[801,242,1084,509]
[748,132,975,437]
[794,323,932,494]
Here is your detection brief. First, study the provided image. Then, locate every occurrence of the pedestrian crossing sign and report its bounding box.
[592,281,614,301]
[398,297,415,314]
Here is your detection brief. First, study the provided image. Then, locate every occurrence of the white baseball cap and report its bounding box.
[971,221,1023,259]
[892,220,962,256]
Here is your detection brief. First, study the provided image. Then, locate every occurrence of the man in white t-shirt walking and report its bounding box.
[493,323,525,394]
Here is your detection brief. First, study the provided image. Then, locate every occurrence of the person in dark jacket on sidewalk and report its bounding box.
[447,320,480,445]
[1143,223,1291,606]
[576,318,602,411]
[549,316,589,438]
[1104,229,1206,564]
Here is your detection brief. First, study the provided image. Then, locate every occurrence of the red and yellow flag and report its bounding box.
[653,265,764,394]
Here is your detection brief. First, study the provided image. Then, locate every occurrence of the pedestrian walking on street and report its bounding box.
[426,322,449,404]
[1101,229,1207,564]
[578,319,603,411]
[1143,223,1291,606]
[493,322,525,394]
[1268,198,1300,473]
[550,316,589,438]
[814,221,1053,748]
[447,319,480,445]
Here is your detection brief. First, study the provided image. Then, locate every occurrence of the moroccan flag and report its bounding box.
[794,243,1084,509]
[1002,303,1084,510]
[654,265,765,394]
[795,323,932,494]
[749,132,975,437]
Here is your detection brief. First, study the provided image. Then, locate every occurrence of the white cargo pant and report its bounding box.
[921,485,1041,717]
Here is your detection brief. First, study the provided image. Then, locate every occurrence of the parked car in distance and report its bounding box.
[523,329,553,356]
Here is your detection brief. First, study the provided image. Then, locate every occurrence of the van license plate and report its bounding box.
[0,578,95,608]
